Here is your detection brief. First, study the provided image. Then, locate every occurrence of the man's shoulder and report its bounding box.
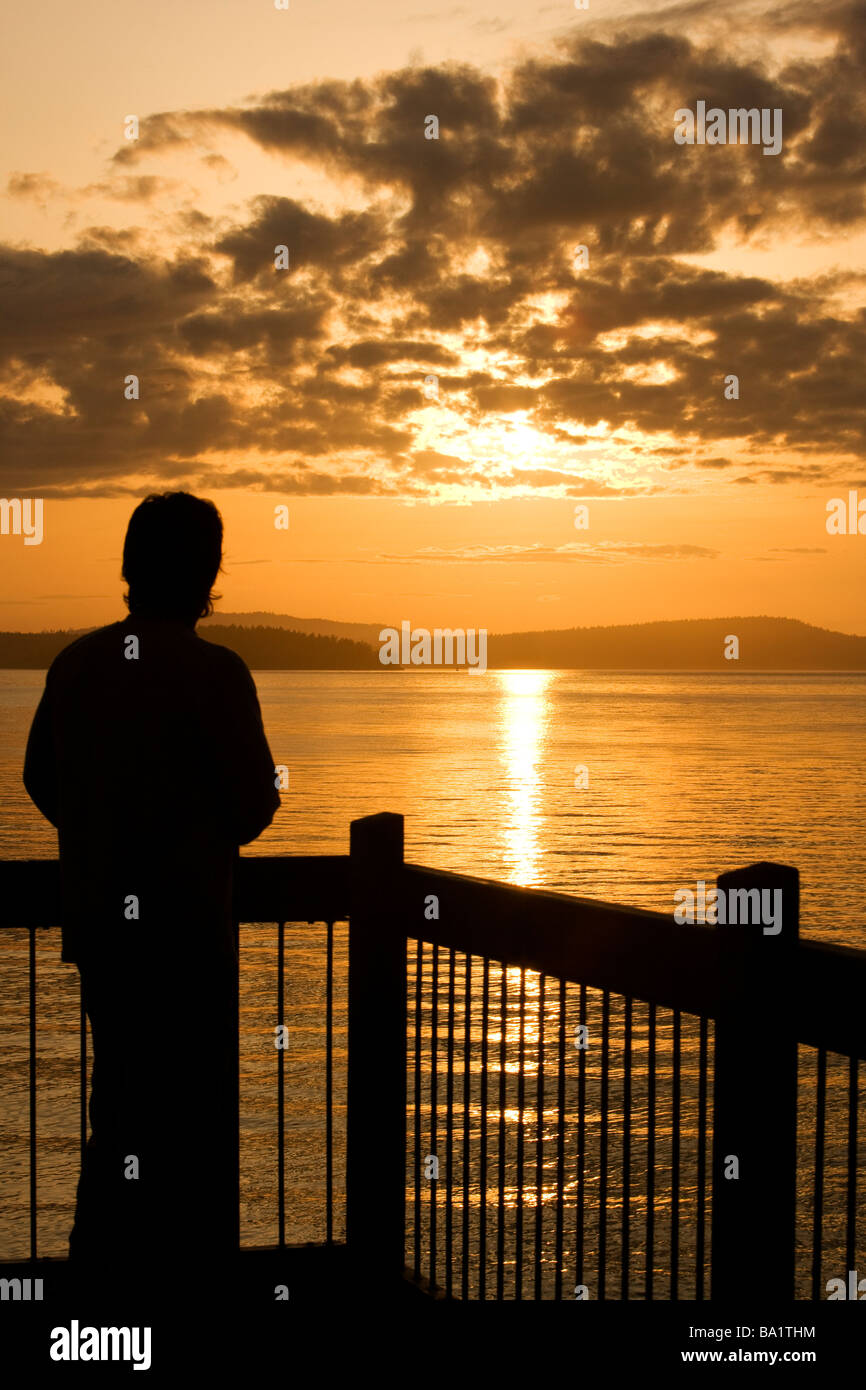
[47,623,126,678]
[45,621,257,697]
[192,633,255,685]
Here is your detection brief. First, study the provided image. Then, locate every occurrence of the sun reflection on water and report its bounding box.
[495,670,553,887]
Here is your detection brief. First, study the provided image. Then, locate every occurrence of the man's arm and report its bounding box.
[218,655,280,845]
[23,682,60,827]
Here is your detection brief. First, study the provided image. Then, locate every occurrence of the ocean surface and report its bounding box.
[3,668,865,940]
[1,669,864,1284]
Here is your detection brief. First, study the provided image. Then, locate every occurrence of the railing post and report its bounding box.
[346,812,406,1281]
[711,861,799,1300]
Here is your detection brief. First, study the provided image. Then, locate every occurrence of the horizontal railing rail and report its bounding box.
[0,854,351,930]
[397,862,866,1059]
[6,853,862,1056]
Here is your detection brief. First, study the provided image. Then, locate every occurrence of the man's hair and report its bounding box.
[122,492,223,622]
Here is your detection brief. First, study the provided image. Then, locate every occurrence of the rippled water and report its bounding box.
[4,668,865,939]
[1,668,864,1271]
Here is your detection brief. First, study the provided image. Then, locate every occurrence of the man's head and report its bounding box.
[122,492,223,624]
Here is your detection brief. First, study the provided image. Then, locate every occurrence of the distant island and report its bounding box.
[0,624,378,671]
[202,611,383,646]
[1,615,865,670]
[488,617,866,670]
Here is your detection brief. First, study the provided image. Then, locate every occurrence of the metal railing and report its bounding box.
[404,956,712,1299]
[2,814,864,1299]
[347,814,866,1300]
[0,854,350,1263]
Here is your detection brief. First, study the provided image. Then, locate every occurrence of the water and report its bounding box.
[1,668,864,1275]
[3,669,865,941]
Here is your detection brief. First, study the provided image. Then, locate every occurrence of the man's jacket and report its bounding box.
[23,617,280,964]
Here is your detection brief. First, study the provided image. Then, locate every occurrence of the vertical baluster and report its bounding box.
[430,942,439,1290]
[462,952,472,1300]
[535,973,545,1300]
[555,979,566,1300]
[598,989,610,1300]
[413,939,423,1278]
[646,1003,656,1301]
[79,982,88,1164]
[277,920,285,1248]
[446,946,456,1296]
[326,919,334,1246]
[671,1010,681,1300]
[515,967,526,1299]
[497,964,507,1300]
[811,1048,826,1301]
[846,1056,858,1275]
[576,982,587,1297]
[696,1015,708,1299]
[480,957,489,1299]
[29,924,37,1262]
[622,995,632,1300]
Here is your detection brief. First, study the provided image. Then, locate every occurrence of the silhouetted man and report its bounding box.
[23,492,279,1300]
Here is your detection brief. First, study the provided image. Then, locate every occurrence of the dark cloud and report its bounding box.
[179,301,332,360]
[2,3,865,494]
[214,196,388,284]
[325,339,458,368]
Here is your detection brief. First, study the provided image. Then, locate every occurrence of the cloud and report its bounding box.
[7,172,60,200]
[2,3,865,495]
[368,540,720,563]
[80,175,184,203]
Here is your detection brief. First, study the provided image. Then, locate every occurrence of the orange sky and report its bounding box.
[2,0,865,633]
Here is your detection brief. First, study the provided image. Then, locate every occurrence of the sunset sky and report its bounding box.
[2,0,865,634]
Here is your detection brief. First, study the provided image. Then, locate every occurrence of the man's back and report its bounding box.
[24,616,280,964]
[21,491,279,1278]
